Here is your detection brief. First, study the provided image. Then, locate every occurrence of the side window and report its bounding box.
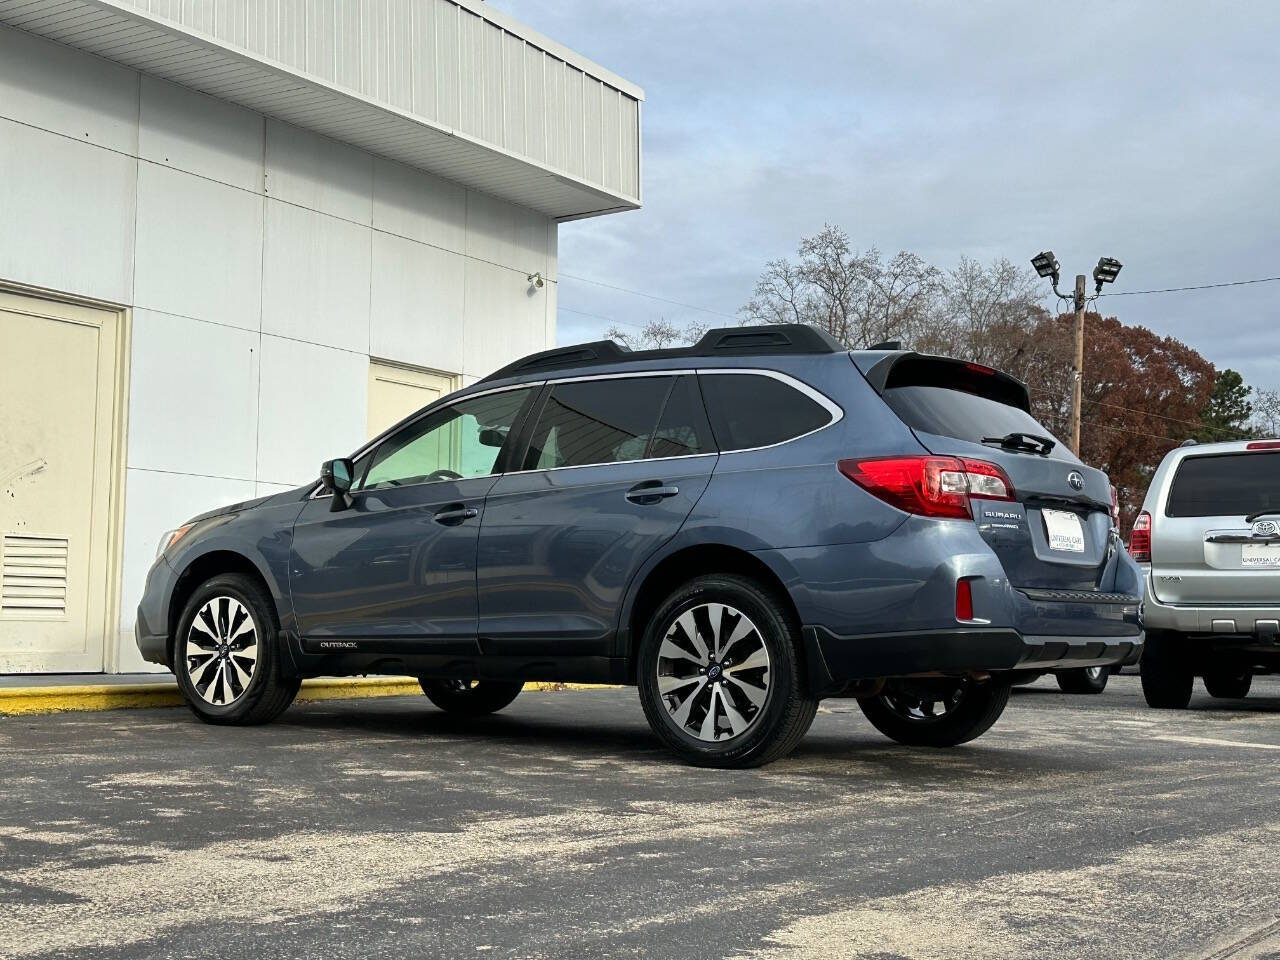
[698,373,832,451]
[522,377,671,470]
[649,375,714,459]
[361,388,531,490]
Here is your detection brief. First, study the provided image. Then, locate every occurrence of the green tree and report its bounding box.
[1197,369,1254,442]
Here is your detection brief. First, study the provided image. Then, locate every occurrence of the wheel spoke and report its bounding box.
[725,647,768,674]
[659,638,702,666]
[724,674,766,709]
[670,677,708,727]
[188,651,219,686]
[232,642,257,664]
[193,609,218,641]
[228,655,253,689]
[718,686,750,735]
[658,674,703,696]
[674,610,710,663]
[703,603,727,659]
[699,686,721,740]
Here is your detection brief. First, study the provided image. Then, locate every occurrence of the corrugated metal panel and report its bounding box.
[0,0,641,217]
[523,44,545,164]
[502,30,523,155]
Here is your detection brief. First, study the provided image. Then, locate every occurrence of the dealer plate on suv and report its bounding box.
[1043,508,1085,553]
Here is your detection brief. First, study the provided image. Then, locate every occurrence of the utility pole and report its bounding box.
[1069,273,1086,454]
[1029,252,1124,456]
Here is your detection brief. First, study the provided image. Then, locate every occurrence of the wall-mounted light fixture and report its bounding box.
[527,272,544,291]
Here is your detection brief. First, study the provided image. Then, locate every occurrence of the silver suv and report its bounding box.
[1131,438,1280,707]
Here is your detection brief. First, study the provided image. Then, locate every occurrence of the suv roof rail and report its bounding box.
[478,323,845,383]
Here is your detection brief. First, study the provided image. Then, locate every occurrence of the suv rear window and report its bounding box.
[883,385,1063,452]
[1166,452,1280,517]
[699,373,832,451]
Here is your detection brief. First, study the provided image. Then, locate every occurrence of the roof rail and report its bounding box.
[478,323,844,383]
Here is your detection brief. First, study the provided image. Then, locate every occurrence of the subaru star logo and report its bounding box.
[1067,471,1085,491]
[1252,519,1278,538]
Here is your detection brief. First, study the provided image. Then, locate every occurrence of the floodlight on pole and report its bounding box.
[1030,248,1125,455]
[1093,257,1122,293]
[1030,251,1060,282]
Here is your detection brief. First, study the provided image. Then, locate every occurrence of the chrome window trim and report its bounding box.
[308,366,844,495]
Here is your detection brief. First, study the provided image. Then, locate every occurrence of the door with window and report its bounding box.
[477,374,717,656]
[289,387,534,649]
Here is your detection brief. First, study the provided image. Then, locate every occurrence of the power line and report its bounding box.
[1099,275,1280,297]
[559,272,741,321]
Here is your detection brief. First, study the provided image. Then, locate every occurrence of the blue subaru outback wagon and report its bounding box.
[136,324,1143,767]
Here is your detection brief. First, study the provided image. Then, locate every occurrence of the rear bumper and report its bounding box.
[1142,573,1280,639]
[804,624,1143,695]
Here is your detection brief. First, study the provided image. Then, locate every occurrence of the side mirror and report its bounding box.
[478,427,507,448]
[320,458,354,511]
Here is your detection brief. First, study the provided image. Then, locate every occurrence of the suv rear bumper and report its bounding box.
[803,625,1143,695]
[1142,574,1280,640]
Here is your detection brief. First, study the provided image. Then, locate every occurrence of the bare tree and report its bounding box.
[606,317,707,351]
[739,224,943,348]
[1251,388,1280,438]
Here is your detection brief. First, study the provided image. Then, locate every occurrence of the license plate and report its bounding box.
[1241,543,1280,567]
[1043,509,1085,553]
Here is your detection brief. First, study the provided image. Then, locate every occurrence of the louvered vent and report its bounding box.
[1,534,69,618]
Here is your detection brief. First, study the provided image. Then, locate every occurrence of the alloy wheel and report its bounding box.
[879,678,969,723]
[186,596,258,706]
[656,602,771,742]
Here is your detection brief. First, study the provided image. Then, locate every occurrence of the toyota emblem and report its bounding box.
[1252,519,1278,538]
[1067,471,1085,491]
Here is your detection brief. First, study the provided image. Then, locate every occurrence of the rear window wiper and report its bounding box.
[981,432,1056,456]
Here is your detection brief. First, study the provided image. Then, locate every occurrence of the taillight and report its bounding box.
[1109,484,1120,528]
[955,578,975,621]
[838,456,1015,519]
[1246,440,1280,450]
[1129,511,1152,562]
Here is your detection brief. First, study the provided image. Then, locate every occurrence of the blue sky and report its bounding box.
[491,1,1280,392]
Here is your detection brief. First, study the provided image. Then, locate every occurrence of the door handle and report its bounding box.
[625,482,680,505]
[433,504,479,525]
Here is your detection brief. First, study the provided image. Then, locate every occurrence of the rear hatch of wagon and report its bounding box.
[1149,447,1280,605]
[858,353,1118,592]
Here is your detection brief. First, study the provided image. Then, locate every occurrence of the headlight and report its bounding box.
[156,523,195,559]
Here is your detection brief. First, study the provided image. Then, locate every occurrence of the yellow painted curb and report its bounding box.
[0,677,620,716]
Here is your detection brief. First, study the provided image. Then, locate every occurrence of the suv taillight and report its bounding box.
[1129,510,1152,562]
[838,456,1015,519]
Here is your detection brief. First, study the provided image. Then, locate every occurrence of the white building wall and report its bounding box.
[0,24,558,671]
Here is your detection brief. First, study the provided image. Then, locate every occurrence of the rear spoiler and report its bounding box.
[853,351,1032,413]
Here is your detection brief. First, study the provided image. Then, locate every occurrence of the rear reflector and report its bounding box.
[1246,440,1280,450]
[1129,510,1152,562]
[956,578,974,621]
[838,455,1015,519]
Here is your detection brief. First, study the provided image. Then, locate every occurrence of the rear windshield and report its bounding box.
[1166,452,1280,517]
[883,385,1064,452]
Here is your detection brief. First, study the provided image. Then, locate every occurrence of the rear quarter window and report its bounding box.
[698,372,833,451]
[1166,452,1280,517]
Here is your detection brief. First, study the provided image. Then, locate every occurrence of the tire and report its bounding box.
[418,679,524,715]
[857,677,1011,747]
[1203,668,1252,700]
[174,573,299,725]
[1140,631,1193,709]
[636,574,817,768]
[1055,665,1110,695]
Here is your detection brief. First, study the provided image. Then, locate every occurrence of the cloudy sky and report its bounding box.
[491,0,1280,392]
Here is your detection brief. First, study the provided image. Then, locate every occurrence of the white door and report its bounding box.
[0,291,125,673]
[367,361,456,438]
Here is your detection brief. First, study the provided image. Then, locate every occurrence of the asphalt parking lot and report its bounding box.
[2,675,1278,960]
